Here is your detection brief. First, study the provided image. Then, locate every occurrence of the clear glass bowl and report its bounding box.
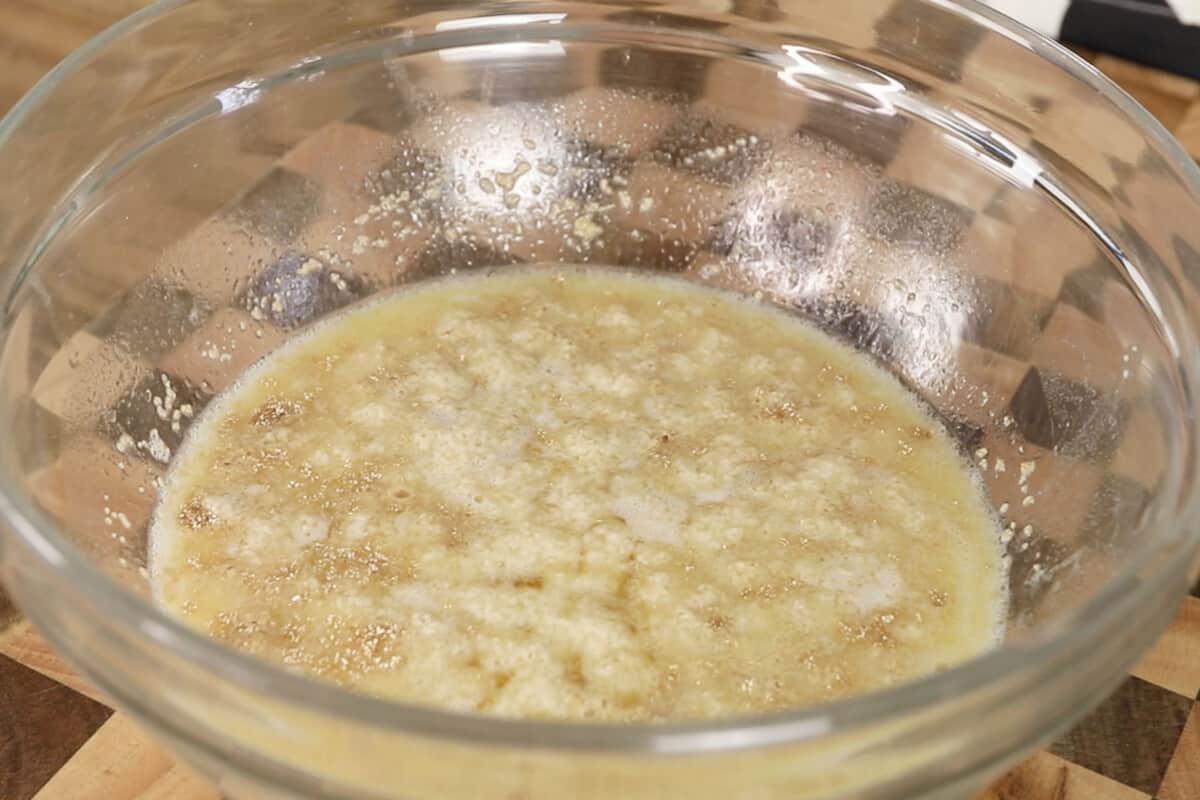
[2,1,1200,798]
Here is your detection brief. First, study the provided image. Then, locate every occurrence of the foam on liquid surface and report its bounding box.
[150,267,1006,720]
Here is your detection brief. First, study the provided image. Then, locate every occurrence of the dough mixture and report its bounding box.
[150,267,1006,720]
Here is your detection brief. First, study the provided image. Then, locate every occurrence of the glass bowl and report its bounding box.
[3,1,1200,798]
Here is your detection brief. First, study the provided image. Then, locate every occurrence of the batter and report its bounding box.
[150,267,1006,721]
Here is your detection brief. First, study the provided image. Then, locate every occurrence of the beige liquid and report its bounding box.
[149,267,1006,721]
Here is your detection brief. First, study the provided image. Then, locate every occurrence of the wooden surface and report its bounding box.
[2,3,1200,800]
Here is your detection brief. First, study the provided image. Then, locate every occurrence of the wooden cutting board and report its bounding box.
[2,3,1200,799]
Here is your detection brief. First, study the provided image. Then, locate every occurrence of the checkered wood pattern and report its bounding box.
[2,3,1200,800]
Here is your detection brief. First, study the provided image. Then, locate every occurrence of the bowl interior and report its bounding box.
[0,0,1194,695]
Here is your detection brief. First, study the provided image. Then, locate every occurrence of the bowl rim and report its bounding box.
[2,0,1200,757]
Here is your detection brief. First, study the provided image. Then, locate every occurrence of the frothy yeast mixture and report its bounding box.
[150,267,1006,721]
